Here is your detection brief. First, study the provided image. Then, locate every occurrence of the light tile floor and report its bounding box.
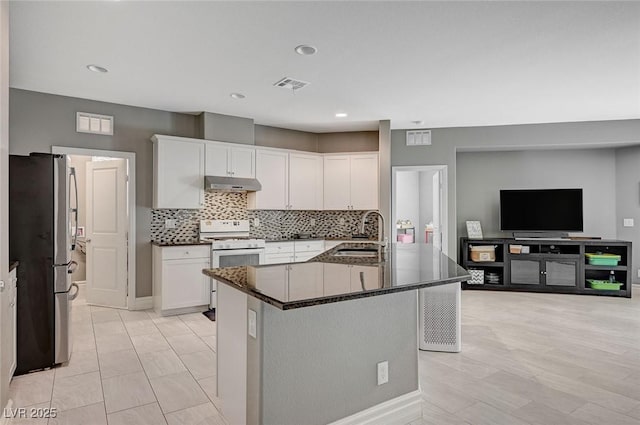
[8,285,640,424]
[7,286,225,425]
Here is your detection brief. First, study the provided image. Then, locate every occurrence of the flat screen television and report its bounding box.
[500,189,583,232]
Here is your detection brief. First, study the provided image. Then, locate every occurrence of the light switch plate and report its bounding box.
[248,309,257,338]
[253,218,260,228]
[165,219,177,229]
[623,218,634,227]
[377,361,388,385]
[310,218,316,226]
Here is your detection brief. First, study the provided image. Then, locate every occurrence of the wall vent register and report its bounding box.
[76,112,114,135]
[406,130,431,146]
[273,77,310,91]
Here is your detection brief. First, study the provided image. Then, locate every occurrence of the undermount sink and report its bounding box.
[332,248,380,257]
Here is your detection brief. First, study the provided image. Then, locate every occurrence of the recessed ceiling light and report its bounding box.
[295,45,317,56]
[230,93,246,99]
[86,64,108,73]
[335,112,348,118]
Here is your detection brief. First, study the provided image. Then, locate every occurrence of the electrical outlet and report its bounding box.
[165,219,176,229]
[253,218,260,228]
[623,218,634,227]
[377,361,389,385]
[248,309,257,338]
[339,218,345,226]
[310,218,316,226]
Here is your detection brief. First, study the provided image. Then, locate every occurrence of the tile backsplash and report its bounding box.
[151,192,378,244]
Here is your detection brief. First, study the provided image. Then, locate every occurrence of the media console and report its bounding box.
[460,238,632,298]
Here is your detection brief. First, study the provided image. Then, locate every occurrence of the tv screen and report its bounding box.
[500,189,583,232]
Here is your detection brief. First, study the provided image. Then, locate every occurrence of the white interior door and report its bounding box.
[432,171,442,250]
[86,159,128,308]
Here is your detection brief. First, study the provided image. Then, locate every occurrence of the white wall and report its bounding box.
[456,149,618,239]
[0,0,9,410]
[418,170,437,243]
[69,155,89,281]
[394,171,419,240]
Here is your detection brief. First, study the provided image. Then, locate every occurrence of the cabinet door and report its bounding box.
[323,155,351,210]
[289,153,323,210]
[545,260,577,287]
[230,146,255,178]
[350,154,379,210]
[162,259,211,310]
[253,150,289,209]
[350,265,380,291]
[205,143,230,176]
[288,263,324,300]
[323,264,351,296]
[155,139,205,209]
[510,259,541,285]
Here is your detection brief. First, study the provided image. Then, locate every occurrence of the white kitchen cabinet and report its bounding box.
[288,153,323,210]
[249,266,288,301]
[264,242,295,264]
[2,267,17,385]
[250,149,289,210]
[350,265,380,291]
[293,240,325,262]
[152,245,211,315]
[248,149,323,210]
[152,135,205,209]
[205,141,255,178]
[323,153,378,210]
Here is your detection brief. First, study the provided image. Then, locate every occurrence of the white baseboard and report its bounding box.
[328,390,422,425]
[130,296,153,310]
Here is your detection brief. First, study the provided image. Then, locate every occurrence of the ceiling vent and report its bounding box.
[76,112,114,135]
[273,77,310,92]
[406,130,431,146]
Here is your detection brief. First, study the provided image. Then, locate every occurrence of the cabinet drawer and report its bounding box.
[263,254,295,265]
[294,240,324,253]
[161,246,211,260]
[265,242,295,255]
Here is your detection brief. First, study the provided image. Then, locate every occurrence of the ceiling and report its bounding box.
[9,1,640,133]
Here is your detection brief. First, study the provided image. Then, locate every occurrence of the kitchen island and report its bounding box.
[203,243,470,425]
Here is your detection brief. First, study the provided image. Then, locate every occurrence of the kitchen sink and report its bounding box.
[332,247,380,257]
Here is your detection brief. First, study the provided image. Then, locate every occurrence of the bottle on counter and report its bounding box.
[609,270,616,283]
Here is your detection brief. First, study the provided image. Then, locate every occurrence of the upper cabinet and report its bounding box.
[204,141,255,178]
[248,149,323,210]
[324,153,378,210]
[152,135,205,209]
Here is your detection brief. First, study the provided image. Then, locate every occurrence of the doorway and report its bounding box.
[392,165,448,255]
[52,147,136,309]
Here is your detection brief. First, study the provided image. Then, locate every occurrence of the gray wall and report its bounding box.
[198,111,255,145]
[9,89,198,297]
[391,119,640,261]
[317,131,379,153]
[255,124,318,152]
[615,145,640,282]
[257,291,418,425]
[457,149,618,239]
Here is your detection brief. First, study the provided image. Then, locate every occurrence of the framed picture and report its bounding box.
[466,221,483,239]
[76,226,85,238]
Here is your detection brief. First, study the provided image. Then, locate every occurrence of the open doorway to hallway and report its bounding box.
[392,165,448,255]
[53,147,136,309]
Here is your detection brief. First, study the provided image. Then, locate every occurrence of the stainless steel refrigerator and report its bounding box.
[9,153,79,374]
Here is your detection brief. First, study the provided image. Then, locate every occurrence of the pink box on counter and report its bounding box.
[397,234,414,243]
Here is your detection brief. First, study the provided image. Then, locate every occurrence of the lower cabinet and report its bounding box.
[323,263,380,295]
[2,267,17,385]
[510,256,579,287]
[263,241,325,265]
[249,263,324,301]
[152,246,211,315]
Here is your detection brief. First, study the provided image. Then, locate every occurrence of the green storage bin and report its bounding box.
[587,279,622,290]
[585,253,621,266]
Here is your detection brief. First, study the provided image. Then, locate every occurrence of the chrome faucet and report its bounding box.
[360,210,387,249]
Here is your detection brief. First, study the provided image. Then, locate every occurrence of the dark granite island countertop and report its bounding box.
[203,242,470,310]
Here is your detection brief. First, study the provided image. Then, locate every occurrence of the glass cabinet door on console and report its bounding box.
[545,260,578,287]
[510,259,541,285]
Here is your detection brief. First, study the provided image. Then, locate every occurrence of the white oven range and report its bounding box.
[200,219,265,308]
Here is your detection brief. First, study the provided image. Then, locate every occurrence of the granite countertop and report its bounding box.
[9,261,19,272]
[265,237,375,242]
[151,241,212,247]
[203,243,470,310]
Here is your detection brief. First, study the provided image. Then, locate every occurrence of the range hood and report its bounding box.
[205,176,262,192]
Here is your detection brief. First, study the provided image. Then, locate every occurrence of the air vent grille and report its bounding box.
[76,112,114,135]
[273,77,310,91]
[406,130,431,146]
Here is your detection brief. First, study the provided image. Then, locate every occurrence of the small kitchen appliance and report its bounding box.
[200,220,265,308]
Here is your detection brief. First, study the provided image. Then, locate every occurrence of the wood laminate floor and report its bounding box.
[7,285,640,424]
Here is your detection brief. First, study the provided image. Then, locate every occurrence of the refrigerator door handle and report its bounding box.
[67,260,78,274]
[70,167,78,251]
[68,282,80,301]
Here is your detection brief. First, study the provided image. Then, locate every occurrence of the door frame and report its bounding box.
[391,165,449,255]
[51,146,136,309]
